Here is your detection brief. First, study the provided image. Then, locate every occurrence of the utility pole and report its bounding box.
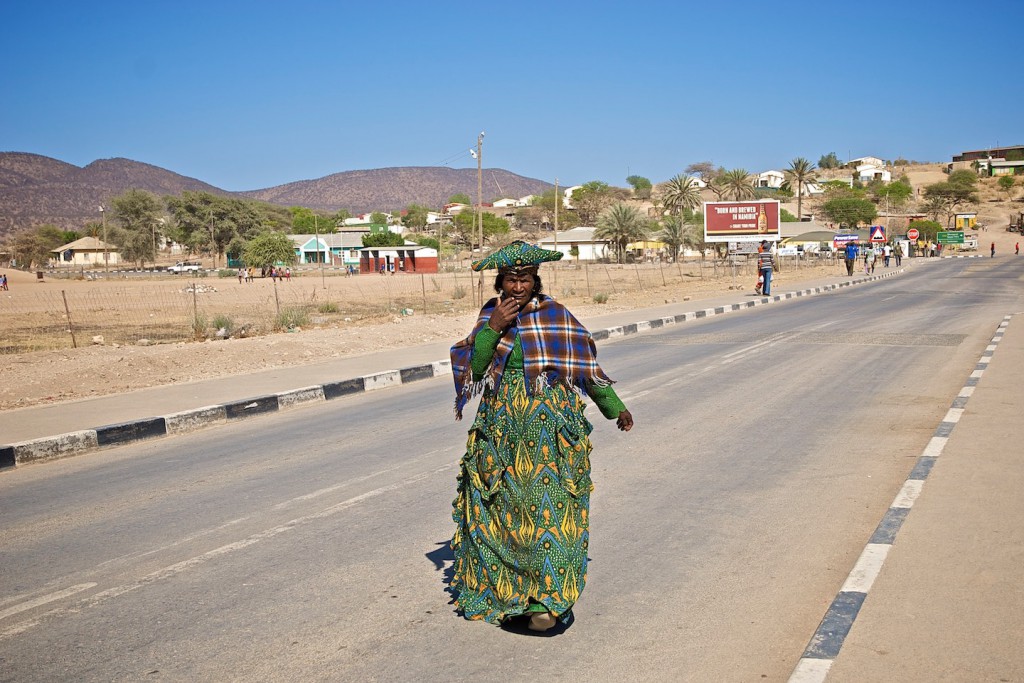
[553,177,559,285]
[315,214,325,289]
[99,205,108,274]
[476,131,484,255]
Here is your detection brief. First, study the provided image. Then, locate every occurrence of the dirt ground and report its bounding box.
[2,183,1021,413]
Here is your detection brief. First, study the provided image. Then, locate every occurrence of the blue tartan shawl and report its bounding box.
[451,294,613,419]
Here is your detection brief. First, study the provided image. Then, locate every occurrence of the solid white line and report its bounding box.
[840,544,891,593]
[0,584,97,621]
[788,657,833,683]
[891,480,924,509]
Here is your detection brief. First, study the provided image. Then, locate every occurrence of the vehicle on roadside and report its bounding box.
[168,261,202,273]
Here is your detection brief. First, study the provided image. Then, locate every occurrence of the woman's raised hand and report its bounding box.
[487,296,521,332]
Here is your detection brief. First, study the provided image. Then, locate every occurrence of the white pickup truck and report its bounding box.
[168,261,202,273]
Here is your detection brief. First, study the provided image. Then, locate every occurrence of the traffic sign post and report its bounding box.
[907,228,920,240]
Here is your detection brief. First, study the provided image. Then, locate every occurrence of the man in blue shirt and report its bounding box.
[844,241,860,276]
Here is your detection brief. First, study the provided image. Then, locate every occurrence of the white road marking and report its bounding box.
[0,584,97,621]
[840,544,891,593]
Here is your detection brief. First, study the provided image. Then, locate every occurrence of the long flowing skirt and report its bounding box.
[450,369,594,624]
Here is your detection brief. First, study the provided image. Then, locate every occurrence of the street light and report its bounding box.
[98,205,107,274]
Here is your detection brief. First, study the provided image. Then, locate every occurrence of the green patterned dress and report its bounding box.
[450,327,625,624]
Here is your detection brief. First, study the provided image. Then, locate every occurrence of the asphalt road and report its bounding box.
[1,258,1020,682]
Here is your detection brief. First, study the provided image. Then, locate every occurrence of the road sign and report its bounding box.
[870,225,886,243]
[937,231,964,244]
[907,228,920,240]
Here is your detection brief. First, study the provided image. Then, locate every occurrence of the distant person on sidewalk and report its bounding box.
[991,242,996,258]
[894,242,903,266]
[844,241,859,276]
[1016,242,1019,255]
[757,240,776,295]
[0,273,7,290]
[883,243,892,267]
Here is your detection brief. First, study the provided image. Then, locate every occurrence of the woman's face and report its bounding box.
[499,272,535,309]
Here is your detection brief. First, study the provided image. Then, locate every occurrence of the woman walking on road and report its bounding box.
[449,241,633,633]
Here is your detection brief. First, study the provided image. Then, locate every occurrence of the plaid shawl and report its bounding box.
[451,294,612,419]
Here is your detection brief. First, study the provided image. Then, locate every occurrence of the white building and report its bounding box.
[537,227,612,261]
[756,170,785,188]
[856,164,892,183]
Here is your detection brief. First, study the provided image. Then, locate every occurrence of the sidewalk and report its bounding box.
[810,313,1024,682]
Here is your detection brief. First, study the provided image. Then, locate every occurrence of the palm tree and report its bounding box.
[784,157,818,222]
[660,174,703,216]
[595,203,649,263]
[721,169,754,200]
[658,215,685,260]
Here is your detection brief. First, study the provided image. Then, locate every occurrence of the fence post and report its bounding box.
[421,274,427,314]
[634,263,644,290]
[604,266,618,294]
[273,279,280,317]
[585,262,591,298]
[61,290,78,349]
[659,260,666,287]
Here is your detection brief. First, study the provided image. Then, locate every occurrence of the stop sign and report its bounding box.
[907,228,920,240]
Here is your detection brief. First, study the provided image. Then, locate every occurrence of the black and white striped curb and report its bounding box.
[787,315,1013,683]
[0,269,903,470]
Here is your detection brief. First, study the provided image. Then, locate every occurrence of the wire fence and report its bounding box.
[2,255,839,354]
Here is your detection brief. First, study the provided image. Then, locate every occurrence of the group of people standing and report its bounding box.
[842,241,902,276]
[0,272,8,290]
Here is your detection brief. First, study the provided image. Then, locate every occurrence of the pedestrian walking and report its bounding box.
[449,240,633,632]
[883,243,892,267]
[894,242,903,266]
[991,242,996,258]
[757,240,776,295]
[844,241,860,276]
[1016,242,1019,255]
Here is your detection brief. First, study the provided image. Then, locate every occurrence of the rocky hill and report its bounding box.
[0,152,553,237]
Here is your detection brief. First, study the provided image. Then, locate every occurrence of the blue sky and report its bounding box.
[2,0,1020,194]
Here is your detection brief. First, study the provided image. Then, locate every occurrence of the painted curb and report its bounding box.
[0,269,904,469]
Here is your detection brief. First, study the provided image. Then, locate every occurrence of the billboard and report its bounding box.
[703,200,780,243]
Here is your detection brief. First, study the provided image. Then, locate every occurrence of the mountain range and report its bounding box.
[0,152,554,237]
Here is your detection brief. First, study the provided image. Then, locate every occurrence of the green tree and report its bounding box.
[784,157,818,221]
[369,211,390,227]
[821,197,877,228]
[362,231,406,247]
[998,175,1016,198]
[626,175,653,199]
[452,210,510,246]
[165,191,281,265]
[288,207,335,234]
[242,231,297,269]
[111,189,164,266]
[721,169,755,200]
[659,174,703,216]
[873,180,913,213]
[923,176,979,226]
[658,215,686,260]
[571,181,623,226]
[818,152,841,169]
[401,204,431,231]
[595,203,649,263]
[448,193,471,205]
[781,209,800,222]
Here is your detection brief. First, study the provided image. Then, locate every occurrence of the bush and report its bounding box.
[211,314,234,336]
[317,301,339,314]
[275,307,310,331]
[191,311,208,340]
[593,292,609,304]
[452,285,467,300]
[217,269,236,278]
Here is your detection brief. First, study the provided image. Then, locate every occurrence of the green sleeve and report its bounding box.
[471,326,502,379]
[587,381,627,420]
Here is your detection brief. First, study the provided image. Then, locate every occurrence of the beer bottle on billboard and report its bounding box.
[757,204,768,233]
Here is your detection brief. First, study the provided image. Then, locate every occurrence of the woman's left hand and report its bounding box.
[616,409,633,432]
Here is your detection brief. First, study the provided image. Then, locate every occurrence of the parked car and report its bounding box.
[168,261,202,273]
